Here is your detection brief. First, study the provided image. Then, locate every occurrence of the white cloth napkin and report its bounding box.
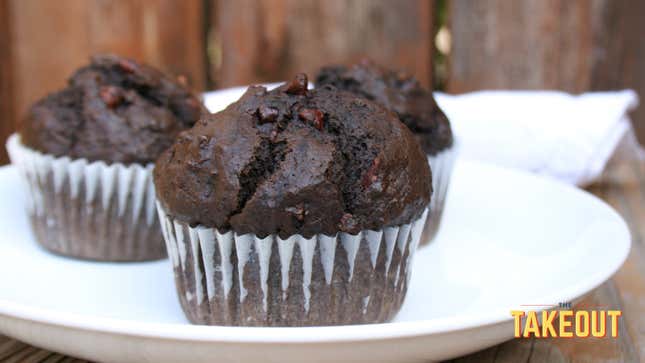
[435,90,639,186]
[204,87,640,186]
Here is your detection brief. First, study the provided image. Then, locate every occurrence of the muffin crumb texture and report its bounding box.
[315,60,453,155]
[20,54,206,165]
[154,74,432,238]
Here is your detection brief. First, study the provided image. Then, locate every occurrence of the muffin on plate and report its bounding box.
[154,74,431,326]
[316,60,456,245]
[6,54,205,261]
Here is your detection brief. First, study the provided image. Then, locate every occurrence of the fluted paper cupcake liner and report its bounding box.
[420,143,458,246]
[6,134,165,261]
[157,203,427,326]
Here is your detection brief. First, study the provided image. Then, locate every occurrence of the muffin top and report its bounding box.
[20,54,206,165]
[315,60,453,155]
[154,74,432,238]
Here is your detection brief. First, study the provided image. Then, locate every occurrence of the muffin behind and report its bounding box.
[6,54,206,261]
[316,60,457,244]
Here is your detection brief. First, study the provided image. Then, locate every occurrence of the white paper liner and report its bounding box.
[5,134,165,261]
[157,202,427,326]
[421,142,458,245]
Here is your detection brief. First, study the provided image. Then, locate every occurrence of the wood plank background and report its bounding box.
[0,0,14,161]
[448,0,645,142]
[213,0,434,88]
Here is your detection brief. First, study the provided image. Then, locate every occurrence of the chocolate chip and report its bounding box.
[118,59,137,73]
[298,108,324,130]
[99,86,123,108]
[362,157,381,188]
[257,105,279,124]
[284,73,308,95]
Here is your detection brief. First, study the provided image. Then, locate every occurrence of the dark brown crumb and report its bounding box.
[316,60,453,155]
[285,203,306,222]
[154,74,431,238]
[339,213,358,231]
[20,54,207,164]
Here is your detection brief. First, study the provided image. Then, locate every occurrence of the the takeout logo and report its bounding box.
[511,302,622,338]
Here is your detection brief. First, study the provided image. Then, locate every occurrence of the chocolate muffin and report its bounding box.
[316,60,457,244]
[6,54,206,261]
[154,74,431,326]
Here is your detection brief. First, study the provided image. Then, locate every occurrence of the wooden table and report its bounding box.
[1,157,643,362]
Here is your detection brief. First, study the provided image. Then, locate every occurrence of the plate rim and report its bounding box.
[0,160,631,344]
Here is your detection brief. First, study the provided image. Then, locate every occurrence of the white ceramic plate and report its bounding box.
[0,159,630,363]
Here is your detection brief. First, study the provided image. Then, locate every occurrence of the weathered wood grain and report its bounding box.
[593,159,645,360]
[7,0,206,138]
[0,0,14,164]
[9,0,88,131]
[139,0,206,90]
[211,0,434,88]
[448,0,593,93]
[588,0,645,145]
[448,0,645,144]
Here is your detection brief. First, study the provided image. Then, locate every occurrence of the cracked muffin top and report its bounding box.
[154,74,432,238]
[315,60,453,156]
[20,54,206,165]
